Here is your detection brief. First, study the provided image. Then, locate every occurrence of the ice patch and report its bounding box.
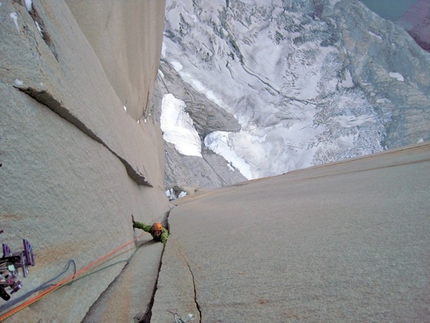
[174,70,232,114]
[161,93,202,157]
[25,0,32,12]
[161,42,166,58]
[10,13,19,32]
[204,131,253,179]
[35,21,42,35]
[389,72,404,82]
[227,163,235,172]
[165,188,187,201]
[368,31,382,40]
[170,61,183,72]
[341,70,354,88]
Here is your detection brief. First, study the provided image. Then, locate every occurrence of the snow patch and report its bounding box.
[161,93,202,157]
[389,72,404,82]
[170,61,183,72]
[25,0,32,12]
[368,31,382,40]
[165,188,187,201]
[10,13,19,32]
[35,21,42,35]
[341,69,354,88]
[204,131,253,179]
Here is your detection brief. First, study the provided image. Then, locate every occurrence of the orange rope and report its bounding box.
[0,231,145,321]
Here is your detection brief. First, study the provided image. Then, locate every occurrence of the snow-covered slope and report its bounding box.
[157,0,430,190]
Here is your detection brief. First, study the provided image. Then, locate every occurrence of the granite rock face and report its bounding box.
[152,142,430,323]
[65,0,166,122]
[0,1,169,322]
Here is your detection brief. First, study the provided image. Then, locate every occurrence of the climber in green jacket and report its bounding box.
[131,215,169,245]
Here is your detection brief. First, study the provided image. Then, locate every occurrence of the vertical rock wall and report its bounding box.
[65,0,166,121]
[0,0,168,322]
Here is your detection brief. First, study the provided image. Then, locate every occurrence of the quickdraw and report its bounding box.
[0,230,35,302]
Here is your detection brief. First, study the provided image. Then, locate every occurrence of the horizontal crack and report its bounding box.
[15,86,152,186]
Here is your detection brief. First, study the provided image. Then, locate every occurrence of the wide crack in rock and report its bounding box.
[137,245,165,323]
[148,213,201,323]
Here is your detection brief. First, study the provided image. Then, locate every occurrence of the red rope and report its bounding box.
[0,231,145,321]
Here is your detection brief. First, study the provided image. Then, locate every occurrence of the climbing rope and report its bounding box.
[0,231,146,321]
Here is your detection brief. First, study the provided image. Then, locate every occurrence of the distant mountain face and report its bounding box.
[396,0,430,53]
[156,0,430,194]
[358,0,419,21]
[359,0,430,53]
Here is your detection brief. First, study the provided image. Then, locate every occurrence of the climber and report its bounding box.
[131,215,168,245]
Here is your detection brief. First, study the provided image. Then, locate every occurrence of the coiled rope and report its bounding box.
[0,231,145,321]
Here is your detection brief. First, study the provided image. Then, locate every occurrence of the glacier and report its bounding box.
[157,0,430,189]
[161,93,203,157]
